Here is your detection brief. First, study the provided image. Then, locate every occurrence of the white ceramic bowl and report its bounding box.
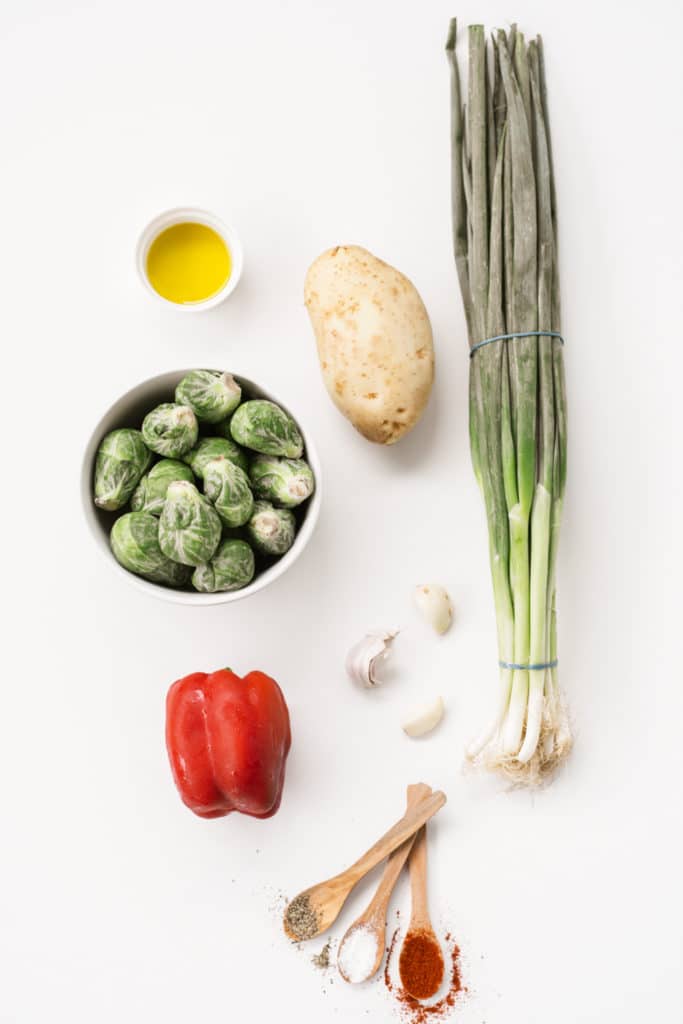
[136,208,243,311]
[81,370,321,605]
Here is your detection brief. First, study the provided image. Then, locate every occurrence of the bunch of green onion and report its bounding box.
[446,21,571,783]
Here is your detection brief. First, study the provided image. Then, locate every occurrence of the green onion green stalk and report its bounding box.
[446,20,571,783]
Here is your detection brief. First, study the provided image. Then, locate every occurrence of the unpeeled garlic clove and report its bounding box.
[414,584,453,635]
[346,630,399,688]
[402,696,445,737]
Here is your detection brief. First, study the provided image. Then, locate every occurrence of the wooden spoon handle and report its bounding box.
[365,783,431,920]
[407,782,430,923]
[345,788,446,886]
[408,826,429,920]
[409,782,430,921]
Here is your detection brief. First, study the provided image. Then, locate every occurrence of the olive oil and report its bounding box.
[146,222,231,304]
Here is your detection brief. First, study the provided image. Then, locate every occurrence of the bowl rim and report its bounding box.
[81,369,321,605]
[135,207,244,312]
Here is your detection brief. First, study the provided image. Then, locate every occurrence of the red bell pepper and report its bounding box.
[165,668,291,819]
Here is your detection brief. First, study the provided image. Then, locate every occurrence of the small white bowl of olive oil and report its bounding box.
[136,207,243,311]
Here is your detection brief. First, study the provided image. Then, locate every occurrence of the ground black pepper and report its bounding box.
[285,893,320,941]
[311,940,332,969]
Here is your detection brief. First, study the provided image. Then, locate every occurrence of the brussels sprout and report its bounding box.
[246,501,296,556]
[203,457,254,528]
[158,480,221,566]
[142,403,198,458]
[192,539,255,593]
[94,429,152,511]
[110,512,191,587]
[175,370,242,423]
[131,459,194,516]
[182,436,249,477]
[230,400,304,458]
[213,417,237,441]
[249,455,315,508]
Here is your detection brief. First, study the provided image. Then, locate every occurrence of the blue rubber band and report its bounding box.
[470,330,565,357]
[498,659,558,671]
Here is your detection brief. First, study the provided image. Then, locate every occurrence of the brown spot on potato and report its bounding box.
[364,392,378,400]
[416,346,428,359]
[335,378,345,396]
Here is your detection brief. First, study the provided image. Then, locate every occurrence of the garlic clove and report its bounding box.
[346,630,399,688]
[402,696,445,737]
[414,584,453,635]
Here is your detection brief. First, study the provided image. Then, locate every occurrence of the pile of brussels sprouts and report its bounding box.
[92,370,315,593]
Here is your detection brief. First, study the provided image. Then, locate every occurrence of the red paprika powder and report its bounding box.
[385,927,464,1022]
[398,929,445,1000]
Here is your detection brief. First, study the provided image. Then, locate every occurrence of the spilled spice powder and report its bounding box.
[311,940,331,969]
[385,927,400,990]
[385,927,465,1022]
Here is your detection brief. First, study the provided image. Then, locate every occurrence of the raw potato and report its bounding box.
[304,245,434,444]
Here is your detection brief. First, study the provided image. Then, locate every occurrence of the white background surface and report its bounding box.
[2,1,681,1021]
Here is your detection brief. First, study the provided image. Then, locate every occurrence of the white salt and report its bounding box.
[337,924,379,984]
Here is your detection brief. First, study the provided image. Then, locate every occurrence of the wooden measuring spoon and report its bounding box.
[398,785,445,1000]
[337,783,431,984]
[283,787,446,942]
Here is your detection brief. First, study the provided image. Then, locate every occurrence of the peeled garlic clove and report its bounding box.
[346,630,398,688]
[402,696,445,737]
[414,584,453,635]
